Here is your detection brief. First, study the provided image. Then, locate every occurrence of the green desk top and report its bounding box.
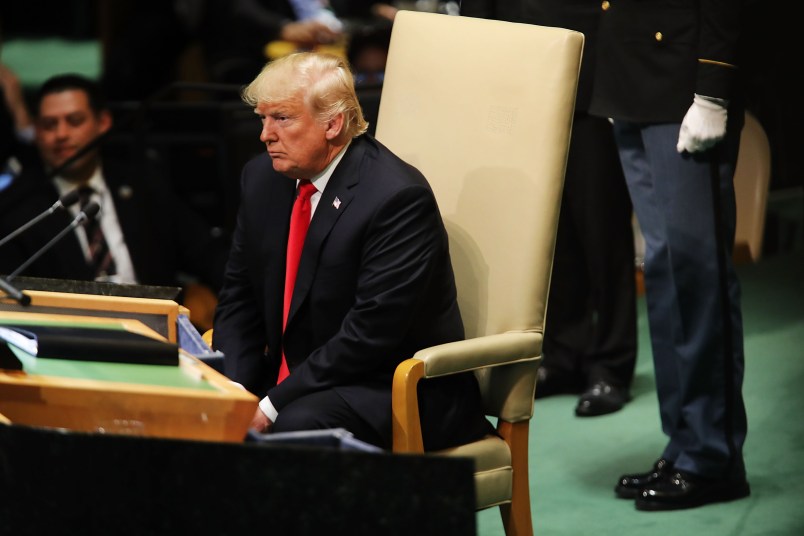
[9,346,216,391]
[2,318,216,392]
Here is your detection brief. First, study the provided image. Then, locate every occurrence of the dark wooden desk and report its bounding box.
[0,424,476,535]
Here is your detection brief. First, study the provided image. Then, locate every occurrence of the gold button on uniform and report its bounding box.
[655,32,663,42]
[602,1,610,10]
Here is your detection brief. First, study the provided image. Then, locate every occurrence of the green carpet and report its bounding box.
[478,250,804,535]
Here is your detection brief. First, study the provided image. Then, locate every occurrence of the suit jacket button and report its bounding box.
[601,1,610,10]
[655,31,663,42]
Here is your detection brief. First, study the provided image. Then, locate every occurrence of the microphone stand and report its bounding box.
[0,189,81,249]
[0,203,100,306]
[5,203,100,283]
[0,277,30,306]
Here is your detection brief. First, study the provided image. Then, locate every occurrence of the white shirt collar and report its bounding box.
[305,140,351,194]
[53,166,107,200]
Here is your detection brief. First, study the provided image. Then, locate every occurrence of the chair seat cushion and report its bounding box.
[436,434,513,509]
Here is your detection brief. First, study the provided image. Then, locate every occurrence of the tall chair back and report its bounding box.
[377,11,583,536]
[733,111,771,263]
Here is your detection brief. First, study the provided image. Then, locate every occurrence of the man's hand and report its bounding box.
[371,3,398,21]
[280,20,341,47]
[250,406,273,433]
[0,63,32,133]
[676,94,728,154]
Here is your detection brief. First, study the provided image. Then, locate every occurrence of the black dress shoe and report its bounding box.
[534,367,584,399]
[615,458,674,499]
[574,380,630,417]
[635,471,751,511]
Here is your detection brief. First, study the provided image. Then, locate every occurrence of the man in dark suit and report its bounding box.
[201,0,342,86]
[460,0,637,416]
[212,52,492,450]
[589,0,750,510]
[0,74,229,293]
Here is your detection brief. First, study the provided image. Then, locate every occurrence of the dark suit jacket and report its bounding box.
[589,0,743,123]
[213,135,491,450]
[0,158,229,290]
[520,0,603,111]
[459,0,524,22]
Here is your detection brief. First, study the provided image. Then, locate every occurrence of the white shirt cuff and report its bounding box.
[258,396,279,422]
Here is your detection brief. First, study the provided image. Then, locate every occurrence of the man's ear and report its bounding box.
[98,110,113,134]
[324,113,345,141]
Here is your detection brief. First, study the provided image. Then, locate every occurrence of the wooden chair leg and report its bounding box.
[498,420,533,536]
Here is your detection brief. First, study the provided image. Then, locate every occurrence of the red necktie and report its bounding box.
[278,179,317,384]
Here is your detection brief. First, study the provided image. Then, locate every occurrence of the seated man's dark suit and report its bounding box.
[213,134,492,450]
[0,157,229,290]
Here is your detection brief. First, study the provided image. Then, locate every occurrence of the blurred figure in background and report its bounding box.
[203,0,396,85]
[0,74,230,317]
[0,63,38,207]
[100,0,396,98]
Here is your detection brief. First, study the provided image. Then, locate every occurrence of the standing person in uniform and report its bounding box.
[460,0,638,416]
[589,0,750,510]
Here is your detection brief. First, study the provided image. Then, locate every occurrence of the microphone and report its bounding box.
[0,277,30,306]
[4,201,101,283]
[0,188,82,249]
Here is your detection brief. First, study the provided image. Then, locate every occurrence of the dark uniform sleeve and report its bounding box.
[696,0,742,100]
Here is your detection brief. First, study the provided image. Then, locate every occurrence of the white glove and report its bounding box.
[676,94,728,154]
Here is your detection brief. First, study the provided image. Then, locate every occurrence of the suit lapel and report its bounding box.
[107,176,139,250]
[261,172,295,334]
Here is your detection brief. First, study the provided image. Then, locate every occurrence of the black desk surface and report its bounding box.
[0,424,477,535]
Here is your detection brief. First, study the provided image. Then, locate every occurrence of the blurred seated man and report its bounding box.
[0,74,230,305]
[0,63,38,206]
[212,52,492,450]
[204,0,343,85]
[204,0,396,85]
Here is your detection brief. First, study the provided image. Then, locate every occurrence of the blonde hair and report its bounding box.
[242,52,368,139]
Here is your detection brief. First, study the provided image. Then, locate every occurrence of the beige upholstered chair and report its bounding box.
[733,111,772,263]
[376,12,582,536]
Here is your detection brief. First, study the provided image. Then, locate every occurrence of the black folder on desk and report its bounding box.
[0,324,179,366]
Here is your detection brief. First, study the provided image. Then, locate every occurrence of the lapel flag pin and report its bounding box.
[333,197,341,209]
